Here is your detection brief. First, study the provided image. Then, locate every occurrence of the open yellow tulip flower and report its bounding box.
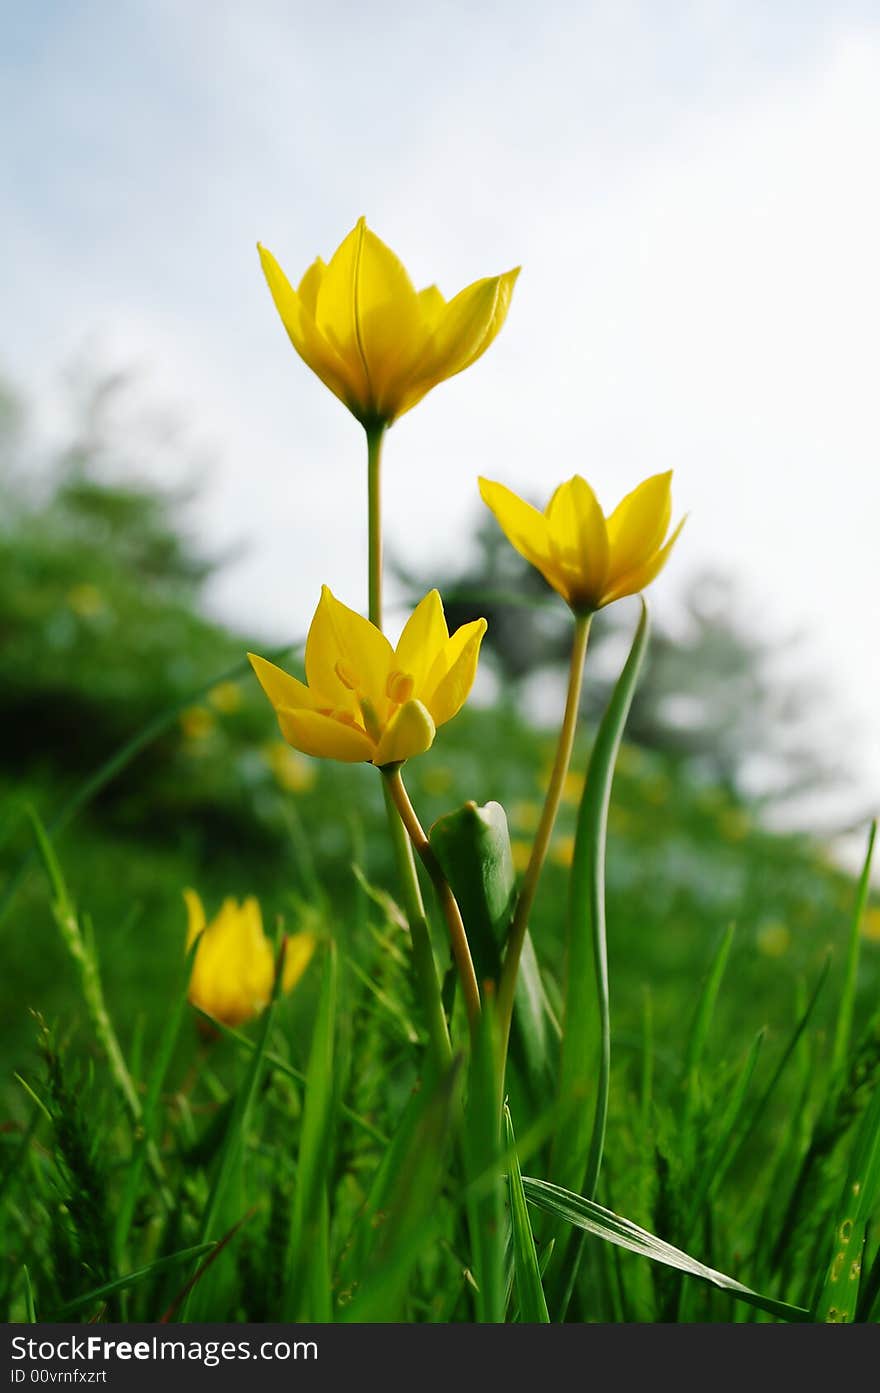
[479,471,685,614]
[185,890,315,1028]
[258,218,519,427]
[249,587,487,768]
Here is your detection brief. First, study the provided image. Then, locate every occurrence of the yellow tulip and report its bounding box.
[479,471,685,614]
[185,890,315,1027]
[248,586,486,767]
[258,218,519,427]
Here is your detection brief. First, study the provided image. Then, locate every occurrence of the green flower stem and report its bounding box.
[365,421,451,1063]
[382,780,452,1068]
[384,767,482,1029]
[496,612,591,1068]
[366,423,385,631]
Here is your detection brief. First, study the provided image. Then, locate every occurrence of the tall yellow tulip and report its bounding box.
[479,471,685,614]
[185,890,315,1028]
[249,586,486,768]
[258,218,519,427]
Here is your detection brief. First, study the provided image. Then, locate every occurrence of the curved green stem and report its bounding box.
[384,767,482,1029]
[496,613,591,1067]
[382,781,451,1067]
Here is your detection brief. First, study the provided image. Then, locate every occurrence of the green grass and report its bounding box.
[1,674,878,1322]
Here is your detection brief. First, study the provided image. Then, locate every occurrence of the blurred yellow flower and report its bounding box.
[756,921,791,958]
[249,587,486,768]
[479,472,685,614]
[209,681,242,715]
[511,839,532,873]
[180,706,215,741]
[185,889,315,1027]
[263,741,317,794]
[511,799,542,832]
[861,906,880,943]
[550,833,576,868]
[561,771,585,805]
[258,218,519,427]
[66,583,104,618]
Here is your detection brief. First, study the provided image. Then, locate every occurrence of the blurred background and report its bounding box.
[1,3,878,1087]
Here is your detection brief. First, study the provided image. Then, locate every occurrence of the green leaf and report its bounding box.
[285,940,338,1321]
[831,819,877,1080]
[51,1243,215,1320]
[523,1176,809,1323]
[552,601,650,1200]
[504,1106,549,1322]
[462,997,506,1323]
[815,1073,880,1322]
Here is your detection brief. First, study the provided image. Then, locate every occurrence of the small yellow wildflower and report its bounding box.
[861,906,880,944]
[66,583,104,618]
[479,472,685,614]
[258,218,519,427]
[249,587,486,768]
[510,839,532,874]
[550,834,576,868]
[180,707,215,741]
[185,890,315,1027]
[209,681,242,715]
[263,741,317,794]
[756,921,791,958]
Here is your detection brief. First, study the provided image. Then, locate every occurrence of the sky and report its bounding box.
[3,0,879,837]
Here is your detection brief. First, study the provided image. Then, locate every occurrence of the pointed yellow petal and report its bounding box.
[304,586,394,715]
[395,590,449,692]
[605,472,673,588]
[478,477,559,588]
[277,707,375,763]
[297,257,326,315]
[600,515,687,606]
[417,284,446,329]
[183,888,206,950]
[282,933,317,993]
[546,476,610,609]
[248,652,324,714]
[372,698,436,767]
[339,220,424,417]
[398,268,520,415]
[258,244,353,408]
[423,619,487,727]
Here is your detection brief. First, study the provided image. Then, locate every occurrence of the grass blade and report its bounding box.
[504,1105,549,1322]
[831,819,877,1080]
[814,1072,880,1322]
[553,599,650,1201]
[50,1243,215,1320]
[523,1176,809,1322]
[285,939,338,1320]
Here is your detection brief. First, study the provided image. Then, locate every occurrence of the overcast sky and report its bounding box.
[3,1,879,833]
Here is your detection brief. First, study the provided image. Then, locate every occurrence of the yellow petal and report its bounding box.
[278,707,375,763]
[604,472,673,588]
[372,698,436,766]
[423,619,487,727]
[258,244,353,409]
[248,652,325,714]
[297,257,326,315]
[478,477,558,586]
[545,476,610,609]
[417,284,446,329]
[395,590,449,692]
[335,219,424,417]
[398,268,519,414]
[600,515,687,605]
[183,888,206,950]
[304,586,394,716]
[282,932,317,993]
